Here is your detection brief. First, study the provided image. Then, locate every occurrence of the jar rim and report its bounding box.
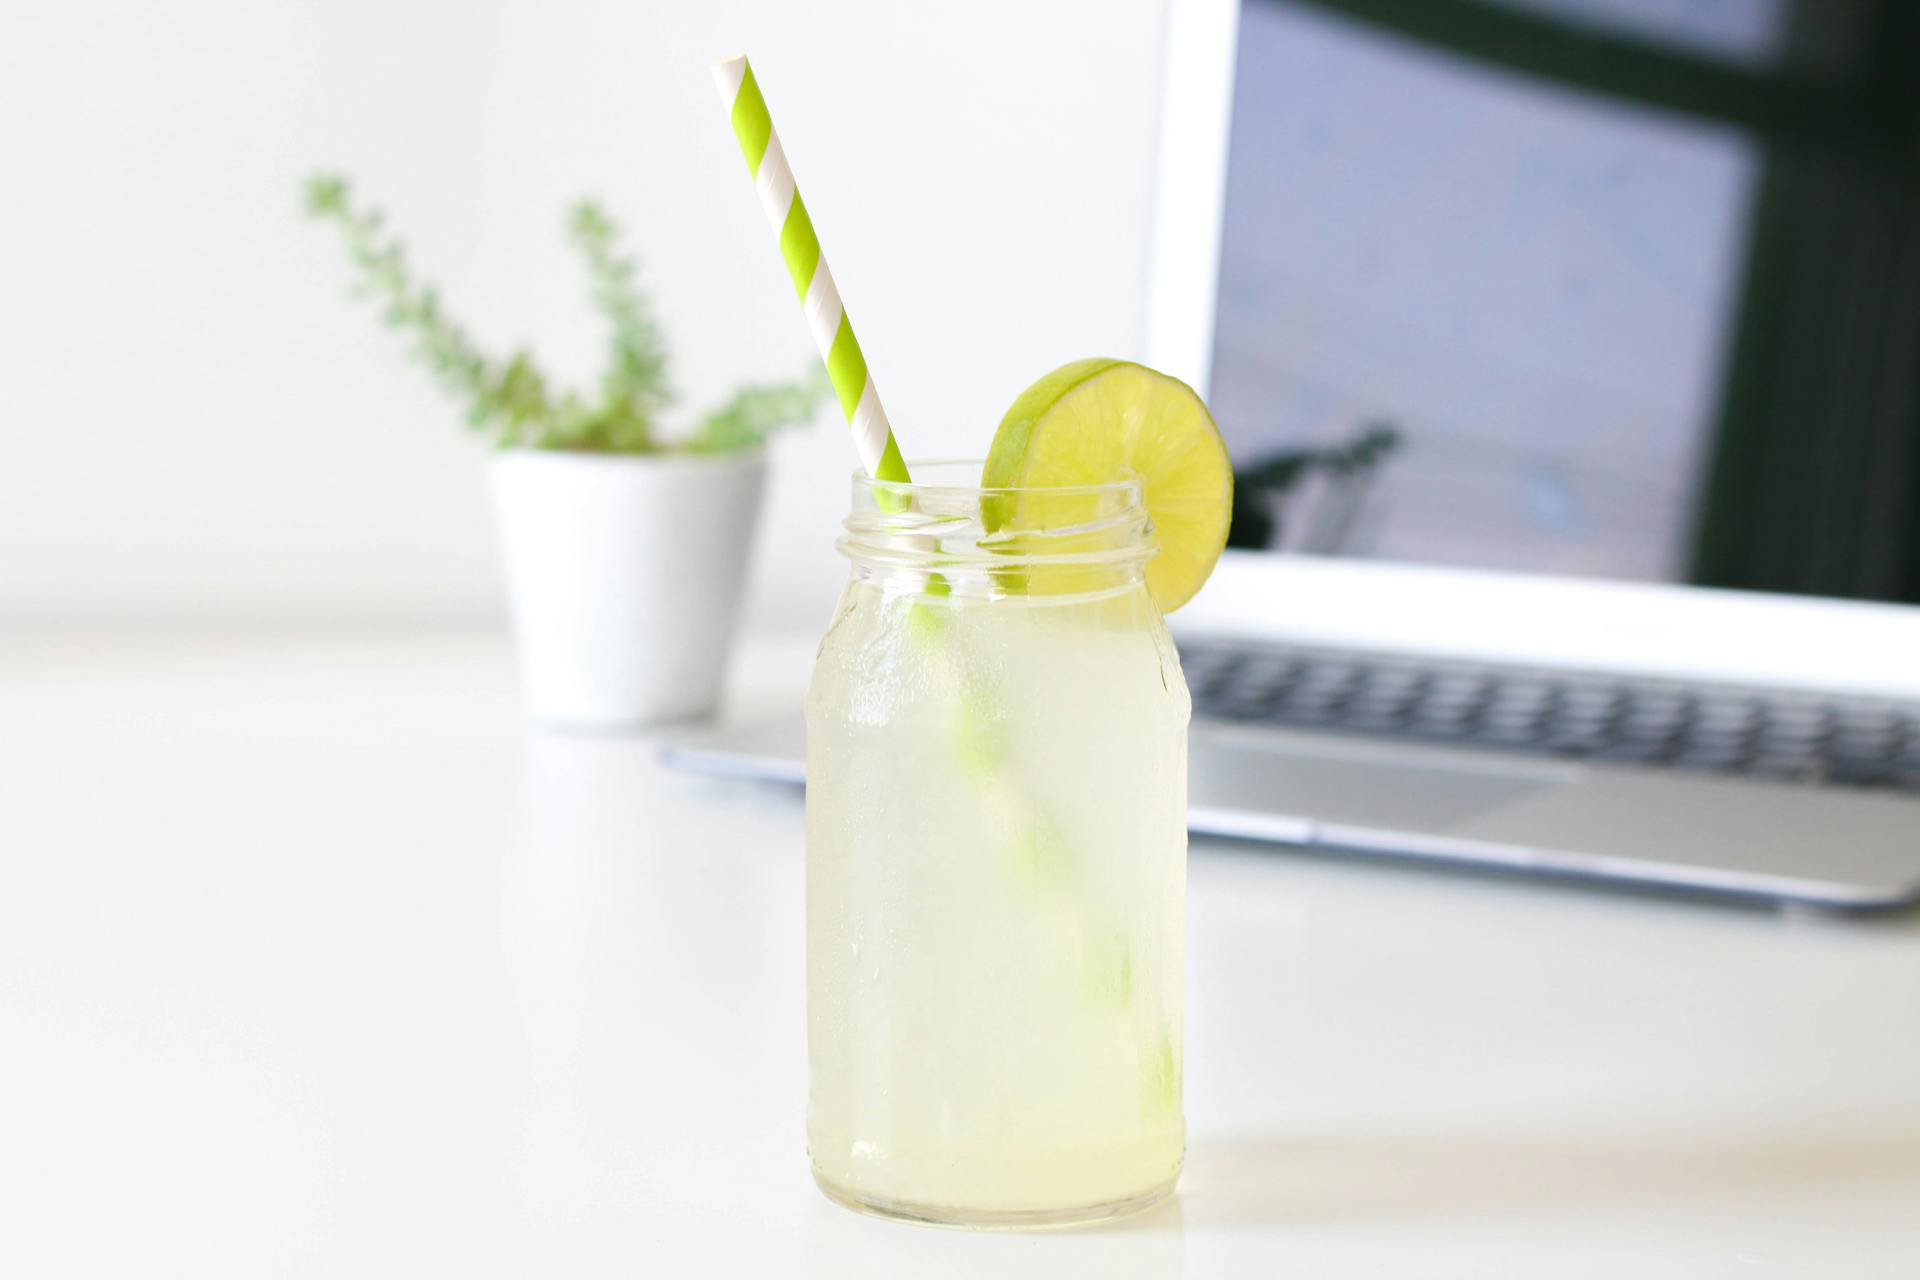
[853,458,1144,504]
[840,458,1155,591]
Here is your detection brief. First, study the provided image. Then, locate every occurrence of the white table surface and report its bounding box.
[5,629,1919,1278]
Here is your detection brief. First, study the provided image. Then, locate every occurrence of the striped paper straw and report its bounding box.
[712,55,910,484]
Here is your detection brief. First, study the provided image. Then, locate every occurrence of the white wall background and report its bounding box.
[0,0,1173,635]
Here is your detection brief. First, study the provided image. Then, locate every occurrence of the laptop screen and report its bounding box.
[1208,0,1918,605]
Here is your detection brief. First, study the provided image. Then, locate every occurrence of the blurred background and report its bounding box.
[1210,0,1919,604]
[0,0,1173,635]
[5,0,1916,637]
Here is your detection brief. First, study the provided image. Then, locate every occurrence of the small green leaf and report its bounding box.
[688,365,830,453]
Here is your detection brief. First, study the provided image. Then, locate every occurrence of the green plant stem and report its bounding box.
[303,173,827,455]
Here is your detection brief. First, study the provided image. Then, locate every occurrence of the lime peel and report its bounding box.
[983,359,1232,612]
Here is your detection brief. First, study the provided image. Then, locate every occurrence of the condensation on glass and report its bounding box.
[805,462,1189,1227]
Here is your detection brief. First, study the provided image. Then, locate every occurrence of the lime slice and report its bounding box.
[983,359,1232,612]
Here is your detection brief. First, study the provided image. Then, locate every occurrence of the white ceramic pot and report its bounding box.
[490,448,766,729]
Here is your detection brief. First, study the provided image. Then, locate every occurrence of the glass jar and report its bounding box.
[804,461,1190,1227]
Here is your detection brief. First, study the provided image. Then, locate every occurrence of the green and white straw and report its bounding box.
[709,58,1165,1085]
[712,54,910,485]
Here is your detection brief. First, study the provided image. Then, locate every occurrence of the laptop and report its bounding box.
[666,0,1920,910]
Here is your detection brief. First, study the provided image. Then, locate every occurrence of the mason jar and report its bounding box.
[804,461,1190,1227]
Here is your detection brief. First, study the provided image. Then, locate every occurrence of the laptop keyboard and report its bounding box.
[1178,639,1920,794]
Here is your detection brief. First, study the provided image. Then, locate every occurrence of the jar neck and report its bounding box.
[837,463,1155,601]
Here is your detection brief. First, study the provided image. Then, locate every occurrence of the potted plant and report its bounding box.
[304,175,824,728]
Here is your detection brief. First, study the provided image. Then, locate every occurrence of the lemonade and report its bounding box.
[805,468,1191,1224]
[711,53,1232,1229]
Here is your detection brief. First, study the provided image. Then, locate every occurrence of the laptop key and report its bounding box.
[1759,718,1828,745]
[1593,739,1673,764]
[1559,683,1623,713]
[1764,706,1831,737]
[1362,662,1426,690]
[1747,754,1820,783]
[1541,728,1612,757]
[1476,721,1546,747]
[1344,692,1416,725]
[1685,725,1756,756]
[1834,704,1903,737]
[1232,655,1296,691]
[1831,727,1898,756]
[1622,704,1689,732]
[1207,693,1273,721]
[1550,719,1617,746]
[1406,711,1475,740]
[1343,706,1414,732]
[1616,719,1681,748]
[1675,743,1752,772]
[1425,672,1493,707]
[1827,759,1892,788]
[1695,699,1762,733]
[1177,640,1920,792]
